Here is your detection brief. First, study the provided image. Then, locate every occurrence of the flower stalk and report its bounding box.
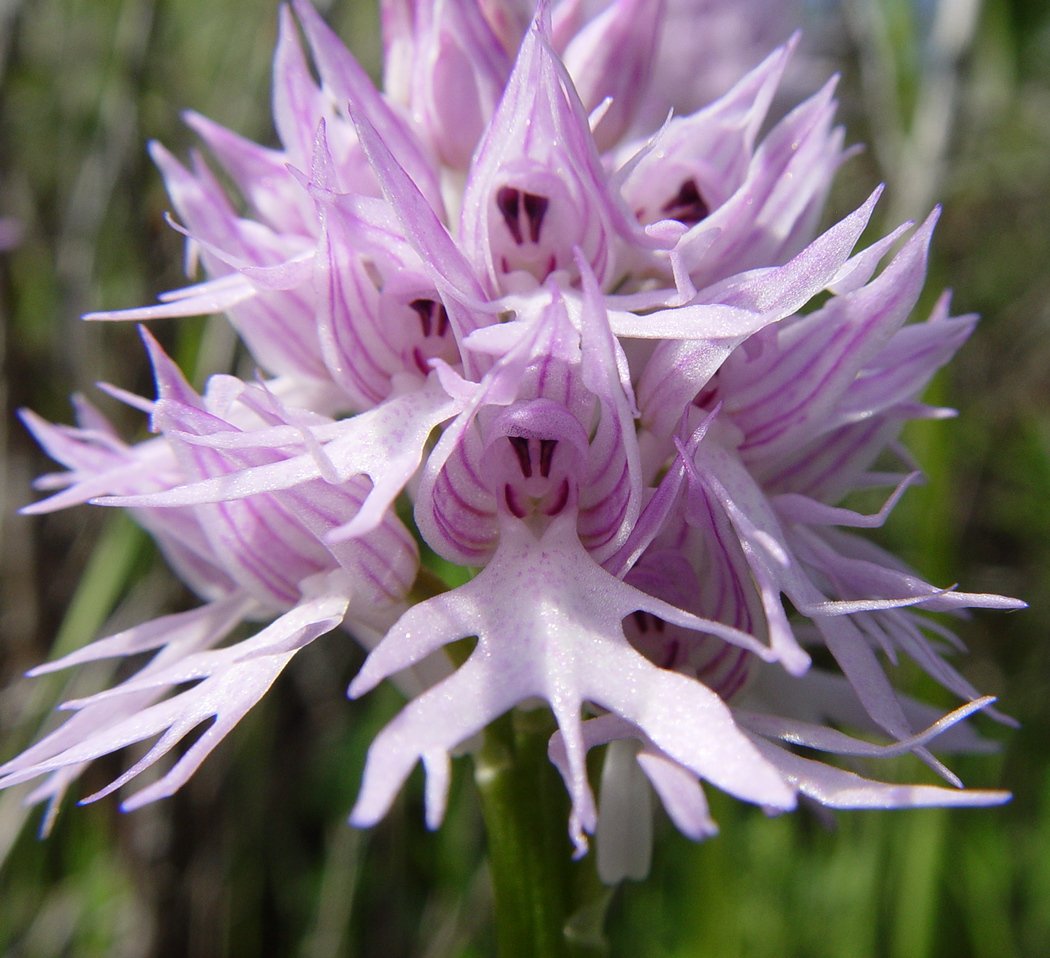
[475,709,594,958]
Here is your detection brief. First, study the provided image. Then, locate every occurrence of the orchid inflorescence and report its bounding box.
[2,0,1022,882]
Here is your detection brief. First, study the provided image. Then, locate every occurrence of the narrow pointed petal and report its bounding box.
[400,0,512,168]
[292,0,445,212]
[459,9,648,293]
[95,378,458,547]
[637,189,885,436]
[561,0,665,151]
[0,579,352,808]
[750,737,1010,809]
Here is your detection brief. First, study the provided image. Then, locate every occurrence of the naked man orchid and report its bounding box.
[2,0,1022,889]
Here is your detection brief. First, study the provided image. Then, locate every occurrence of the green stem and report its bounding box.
[474,709,580,958]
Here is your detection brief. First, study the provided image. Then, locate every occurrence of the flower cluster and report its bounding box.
[3,0,1021,879]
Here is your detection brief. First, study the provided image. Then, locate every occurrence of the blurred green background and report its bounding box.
[1,1,1048,955]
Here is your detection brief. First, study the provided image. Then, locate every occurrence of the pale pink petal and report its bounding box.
[350,514,794,852]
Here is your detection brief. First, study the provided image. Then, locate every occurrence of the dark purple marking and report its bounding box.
[496,187,524,245]
[660,638,680,670]
[504,484,527,519]
[661,178,709,225]
[410,298,435,337]
[522,192,549,243]
[508,435,532,478]
[538,438,557,479]
[434,302,449,337]
[543,478,570,516]
[496,187,551,246]
[409,298,450,339]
